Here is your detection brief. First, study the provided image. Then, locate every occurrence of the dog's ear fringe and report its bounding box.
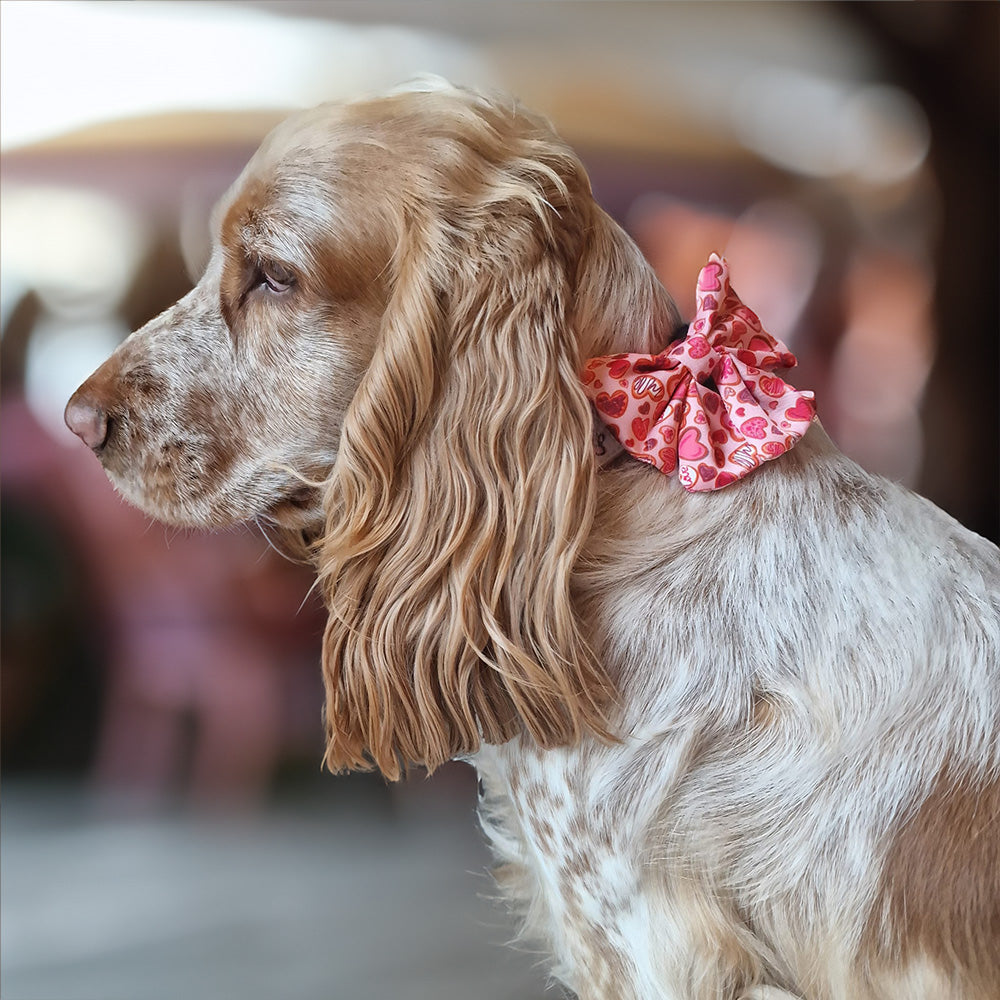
[315,105,620,780]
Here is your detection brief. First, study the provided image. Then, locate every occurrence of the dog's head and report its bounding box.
[66,85,675,777]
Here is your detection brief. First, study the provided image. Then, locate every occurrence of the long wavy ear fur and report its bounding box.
[318,92,620,779]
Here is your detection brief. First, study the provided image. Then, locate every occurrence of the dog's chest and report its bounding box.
[472,742,662,994]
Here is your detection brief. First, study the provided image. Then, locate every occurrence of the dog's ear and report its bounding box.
[317,108,618,778]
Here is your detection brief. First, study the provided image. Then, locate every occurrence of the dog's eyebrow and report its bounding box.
[227,177,340,274]
[240,224,312,275]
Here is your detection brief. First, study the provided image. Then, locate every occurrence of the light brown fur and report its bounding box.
[863,768,1000,998]
[66,84,1000,999]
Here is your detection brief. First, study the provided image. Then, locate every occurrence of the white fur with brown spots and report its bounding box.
[67,84,1000,1000]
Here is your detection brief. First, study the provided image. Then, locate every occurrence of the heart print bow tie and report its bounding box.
[582,253,816,492]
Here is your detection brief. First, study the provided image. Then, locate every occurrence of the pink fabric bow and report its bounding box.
[582,253,816,492]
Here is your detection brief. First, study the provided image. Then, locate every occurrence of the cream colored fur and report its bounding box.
[65,84,1000,999]
[477,420,1000,998]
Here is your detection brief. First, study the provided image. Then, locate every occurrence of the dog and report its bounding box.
[65,84,999,1000]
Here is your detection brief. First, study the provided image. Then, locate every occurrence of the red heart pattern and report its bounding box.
[785,397,815,421]
[595,390,629,418]
[582,253,816,492]
[699,260,723,291]
[758,375,786,398]
[686,336,711,359]
[678,426,708,461]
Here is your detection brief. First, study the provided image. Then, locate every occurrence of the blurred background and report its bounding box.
[2,3,997,999]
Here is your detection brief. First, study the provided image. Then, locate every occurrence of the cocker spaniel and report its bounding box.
[66,84,999,1000]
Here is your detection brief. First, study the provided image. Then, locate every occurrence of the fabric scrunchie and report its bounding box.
[583,253,816,492]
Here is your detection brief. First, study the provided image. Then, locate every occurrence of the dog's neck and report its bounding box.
[584,419,842,583]
[574,208,680,360]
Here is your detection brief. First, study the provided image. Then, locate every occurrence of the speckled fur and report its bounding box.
[476,426,1000,999]
[67,85,1000,1000]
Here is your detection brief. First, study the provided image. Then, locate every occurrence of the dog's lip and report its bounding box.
[262,483,323,529]
[284,484,319,509]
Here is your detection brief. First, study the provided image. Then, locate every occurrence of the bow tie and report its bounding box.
[583,253,816,492]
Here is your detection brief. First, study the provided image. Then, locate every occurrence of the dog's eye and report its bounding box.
[259,260,295,294]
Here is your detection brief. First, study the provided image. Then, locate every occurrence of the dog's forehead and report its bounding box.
[210,105,371,246]
[216,89,494,236]
[253,103,355,171]
[205,100,406,285]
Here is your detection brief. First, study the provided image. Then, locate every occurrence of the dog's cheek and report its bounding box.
[256,307,369,461]
[179,383,244,478]
[148,378,261,523]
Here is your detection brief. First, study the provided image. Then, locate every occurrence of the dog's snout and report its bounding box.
[65,355,128,452]
[64,388,110,450]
